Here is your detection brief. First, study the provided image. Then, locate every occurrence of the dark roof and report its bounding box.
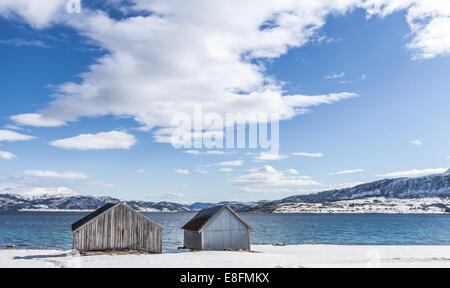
[182,205,252,232]
[71,202,118,231]
[182,205,225,231]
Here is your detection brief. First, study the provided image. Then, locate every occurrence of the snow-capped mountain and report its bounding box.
[0,186,78,200]
[0,170,449,213]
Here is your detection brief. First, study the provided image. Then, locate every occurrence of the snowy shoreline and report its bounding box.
[1,245,450,268]
[271,197,450,214]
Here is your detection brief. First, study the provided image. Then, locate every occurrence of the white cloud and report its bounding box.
[363,0,450,59]
[231,165,320,193]
[23,170,88,179]
[205,151,227,155]
[377,168,448,178]
[0,151,16,160]
[254,153,288,161]
[281,92,358,112]
[447,156,450,159]
[217,160,244,167]
[11,113,66,127]
[6,1,360,135]
[3,124,23,131]
[0,0,67,28]
[136,169,146,173]
[1,1,448,140]
[285,169,299,175]
[196,169,209,174]
[0,38,48,48]
[292,152,323,158]
[219,168,233,173]
[184,150,201,155]
[50,131,137,150]
[0,130,35,142]
[329,169,365,175]
[184,150,226,155]
[409,139,423,146]
[324,72,345,79]
[175,169,190,175]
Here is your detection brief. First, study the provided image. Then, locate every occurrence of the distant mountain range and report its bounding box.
[1,169,449,213]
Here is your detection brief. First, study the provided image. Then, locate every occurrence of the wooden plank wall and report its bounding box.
[73,204,162,253]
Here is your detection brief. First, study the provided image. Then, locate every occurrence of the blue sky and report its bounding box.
[0,1,449,203]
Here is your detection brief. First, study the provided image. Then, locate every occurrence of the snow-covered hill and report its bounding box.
[281,169,450,203]
[246,169,450,213]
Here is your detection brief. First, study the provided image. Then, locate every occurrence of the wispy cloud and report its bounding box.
[0,130,35,142]
[174,169,190,175]
[0,38,48,48]
[23,170,88,180]
[377,168,448,178]
[50,131,137,150]
[231,165,320,193]
[329,169,365,175]
[219,168,233,173]
[184,150,227,155]
[217,160,244,167]
[136,169,146,173]
[292,152,323,158]
[0,151,16,160]
[254,153,288,161]
[11,113,66,127]
[324,72,345,80]
[3,124,23,131]
[409,139,423,146]
[195,169,209,174]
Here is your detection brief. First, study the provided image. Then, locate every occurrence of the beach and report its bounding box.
[1,245,450,268]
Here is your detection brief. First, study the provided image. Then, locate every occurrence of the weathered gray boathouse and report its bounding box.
[182,205,252,251]
[72,202,163,253]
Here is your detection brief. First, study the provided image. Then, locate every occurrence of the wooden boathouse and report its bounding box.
[72,202,163,253]
[182,205,252,251]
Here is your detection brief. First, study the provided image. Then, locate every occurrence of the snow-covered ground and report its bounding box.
[1,245,450,268]
[274,197,450,214]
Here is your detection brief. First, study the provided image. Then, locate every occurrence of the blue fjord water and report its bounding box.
[0,212,449,251]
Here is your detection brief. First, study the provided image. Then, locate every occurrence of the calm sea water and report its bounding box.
[1,212,449,251]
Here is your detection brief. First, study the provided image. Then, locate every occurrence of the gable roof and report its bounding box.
[72,202,118,231]
[182,205,252,232]
[71,202,163,232]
